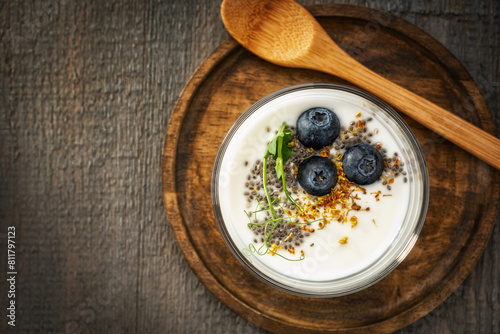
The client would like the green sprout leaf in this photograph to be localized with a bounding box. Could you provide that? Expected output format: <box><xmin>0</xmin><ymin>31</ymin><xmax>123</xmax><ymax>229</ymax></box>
<box><xmin>281</xmin><ymin>129</ymin><xmax>293</xmax><ymax>162</ymax></box>
<box><xmin>248</xmin><ymin>122</ymin><xmax>307</xmax><ymax>261</ymax></box>
<box><xmin>267</xmin><ymin>136</ymin><xmax>278</xmax><ymax>157</ymax></box>
<box><xmin>267</xmin><ymin>123</ymin><xmax>293</xmax><ymax>180</ymax></box>
<box><xmin>263</xmin><ymin>122</ymin><xmax>302</xmax><ymax>220</ymax></box>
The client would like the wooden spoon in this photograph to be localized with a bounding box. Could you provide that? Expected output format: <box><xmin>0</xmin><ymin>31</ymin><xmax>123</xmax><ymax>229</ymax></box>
<box><xmin>221</xmin><ymin>0</ymin><xmax>500</xmax><ymax>170</ymax></box>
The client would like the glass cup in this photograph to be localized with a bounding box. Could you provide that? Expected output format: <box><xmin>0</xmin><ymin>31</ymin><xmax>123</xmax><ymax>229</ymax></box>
<box><xmin>212</xmin><ymin>83</ymin><xmax>429</xmax><ymax>297</ymax></box>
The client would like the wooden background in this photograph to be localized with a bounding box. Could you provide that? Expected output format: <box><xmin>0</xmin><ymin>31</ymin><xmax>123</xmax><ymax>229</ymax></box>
<box><xmin>0</xmin><ymin>0</ymin><xmax>498</xmax><ymax>333</ymax></box>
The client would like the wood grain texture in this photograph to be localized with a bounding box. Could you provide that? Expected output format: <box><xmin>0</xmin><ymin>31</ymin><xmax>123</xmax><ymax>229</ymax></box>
<box><xmin>163</xmin><ymin>5</ymin><xmax>499</xmax><ymax>333</ymax></box>
<box><xmin>0</xmin><ymin>0</ymin><xmax>498</xmax><ymax>333</ymax></box>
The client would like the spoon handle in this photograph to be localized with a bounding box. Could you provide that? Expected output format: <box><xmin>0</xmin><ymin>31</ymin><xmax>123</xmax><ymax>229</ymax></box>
<box><xmin>318</xmin><ymin>51</ymin><xmax>500</xmax><ymax>170</ymax></box>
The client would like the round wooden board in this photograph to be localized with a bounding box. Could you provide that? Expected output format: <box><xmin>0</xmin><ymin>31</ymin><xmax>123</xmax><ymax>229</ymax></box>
<box><xmin>162</xmin><ymin>4</ymin><xmax>499</xmax><ymax>333</ymax></box>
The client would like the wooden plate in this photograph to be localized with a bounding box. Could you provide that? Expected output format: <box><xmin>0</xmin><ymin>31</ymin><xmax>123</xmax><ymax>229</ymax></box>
<box><xmin>162</xmin><ymin>4</ymin><xmax>499</xmax><ymax>333</ymax></box>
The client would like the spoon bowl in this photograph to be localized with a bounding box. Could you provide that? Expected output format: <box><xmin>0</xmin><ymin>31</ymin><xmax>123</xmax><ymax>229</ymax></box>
<box><xmin>221</xmin><ymin>0</ymin><xmax>500</xmax><ymax>169</ymax></box>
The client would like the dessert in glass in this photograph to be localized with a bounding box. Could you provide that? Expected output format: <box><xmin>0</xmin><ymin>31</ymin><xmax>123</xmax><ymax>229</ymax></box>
<box><xmin>212</xmin><ymin>83</ymin><xmax>429</xmax><ymax>297</ymax></box>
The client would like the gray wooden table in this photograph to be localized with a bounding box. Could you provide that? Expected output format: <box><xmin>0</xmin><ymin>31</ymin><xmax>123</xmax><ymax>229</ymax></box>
<box><xmin>0</xmin><ymin>0</ymin><xmax>498</xmax><ymax>333</ymax></box>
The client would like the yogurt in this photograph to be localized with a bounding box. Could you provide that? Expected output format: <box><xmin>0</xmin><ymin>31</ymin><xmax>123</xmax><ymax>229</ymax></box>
<box><xmin>213</xmin><ymin>84</ymin><xmax>428</xmax><ymax>296</ymax></box>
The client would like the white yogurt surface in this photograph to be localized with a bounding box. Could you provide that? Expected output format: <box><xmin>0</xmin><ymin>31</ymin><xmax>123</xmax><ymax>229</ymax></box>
<box><xmin>217</xmin><ymin>88</ymin><xmax>413</xmax><ymax>285</ymax></box>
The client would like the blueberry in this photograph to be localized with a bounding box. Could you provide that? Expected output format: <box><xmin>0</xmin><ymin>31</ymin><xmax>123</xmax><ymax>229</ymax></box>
<box><xmin>342</xmin><ymin>144</ymin><xmax>384</xmax><ymax>185</ymax></box>
<box><xmin>296</xmin><ymin>107</ymin><xmax>340</xmax><ymax>149</ymax></box>
<box><xmin>297</xmin><ymin>156</ymin><xmax>337</xmax><ymax>196</ymax></box>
